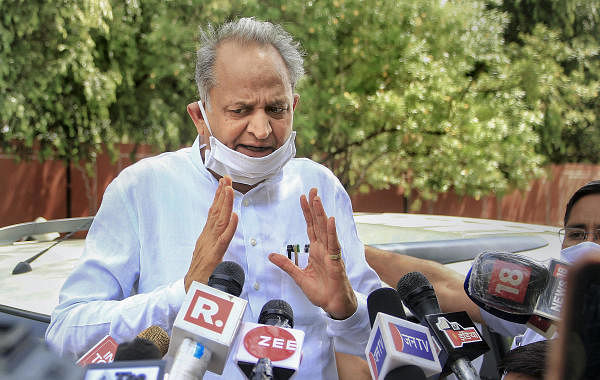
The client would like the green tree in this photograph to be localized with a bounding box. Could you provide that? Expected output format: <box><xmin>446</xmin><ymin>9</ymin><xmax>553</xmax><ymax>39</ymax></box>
<box><xmin>234</xmin><ymin>0</ymin><xmax>544</xmax><ymax>199</ymax></box>
<box><xmin>0</xmin><ymin>0</ymin><xmax>119</xmax><ymax>164</ymax></box>
<box><xmin>2</xmin><ymin>0</ymin><xmax>549</xmax><ymax>203</ymax></box>
<box><xmin>488</xmin><ymin>0</ymin><xmax>600</xmax><ymax>163</ymax></box>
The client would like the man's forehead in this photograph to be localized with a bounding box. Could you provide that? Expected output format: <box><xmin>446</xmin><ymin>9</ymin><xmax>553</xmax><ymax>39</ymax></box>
<box><xmin>566</xmin><ymin>193</ymin><xmax>600</xmax><ymax>227</ymax></box>
<box><xmin>214</xmin><ymin>40</ymin><xmax>290</xmax><ymax>80</ymax></box>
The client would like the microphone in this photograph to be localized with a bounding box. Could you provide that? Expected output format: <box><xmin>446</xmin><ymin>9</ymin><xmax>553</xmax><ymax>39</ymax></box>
<box><xmin>365</xmin><ymin>287</ymin><xmax>442</xmax><ymax>379</ymax></box>
<box><xmin>235</xmin><ymin>299</ymin><xmax>305</xmax><ymax>380</ymax></box>
<box><xmin>398</xmin><ymin>272</ymin><xmax>488</xmax><ymax>380</ymax></box>
<box><xmin>464</xmin><ymin>251</ymin><xmax>558</xmax><ymax>337</ymax></box>
<box><xmin>249</xmin><ymin>358</ymin><xmax>274</xmax><ymax>380</ymax></box>
<box><xmin>259</xmin><ymin>299</ymin><xmax>294</xmax><ymax>328</ymax></box>
<box><xmin>167</xmin><ymin>261</ymin><xmax>248</xmax><ymax>378</ymax></box>
<box><xmin>546</xmin><ymin>253</ymin><xmax>600</xmax><ymax>380</ymax></box>
<box><xmin>76</xmin><ymin>334</ymin><xmax>119</xmax><ymax>366</ymax></box>
<box><xmin>465</xmin><ymin>251</ymin><xmax>549</xmax><ymax>319</ymax></box>
<box><xmin>115</xmin><ymin>326</ymin><xmax>170</xmax><ymax>361</ymax></box>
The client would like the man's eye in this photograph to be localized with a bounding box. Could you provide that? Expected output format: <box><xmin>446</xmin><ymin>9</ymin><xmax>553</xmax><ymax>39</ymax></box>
<box><xmin>567</xmin><ymin>230</ymin><xmax>585</xmax><ymax>239</ymax></box>
<box><xmin>269</xmin><ymin>106</ymin><xmax>287</xmax><ymax>114</ymax></box>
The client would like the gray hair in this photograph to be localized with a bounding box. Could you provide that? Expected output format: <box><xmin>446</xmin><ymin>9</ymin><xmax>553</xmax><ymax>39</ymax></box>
<box><xmin>195</xmin><ymin>18</ymin><xmax>305</xmax><ymax>104</ymax></box>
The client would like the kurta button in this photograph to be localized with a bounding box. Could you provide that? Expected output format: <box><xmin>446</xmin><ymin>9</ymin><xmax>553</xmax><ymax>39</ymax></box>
<box><xmin>253</xmin><ymin>282</ymin><xmax>260</xmax><ymax>290</ymax></box>
<box><xmin>243</xmin><ymin>200</ymin><xmax>249</xmax><ymax>207</ymax></box>
<box><xmin>250</xmin><ymin>238</ymin><xmax>257</xmax><ymax>246</ymax></box>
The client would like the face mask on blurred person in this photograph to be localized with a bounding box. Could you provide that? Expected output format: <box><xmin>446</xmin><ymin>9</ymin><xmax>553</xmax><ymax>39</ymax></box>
<box><xmin>197</xmin><ymin>101</ymin><xmax>296</xmax><ymax>185</ymax></box>
<box><xmin>561</xmin><ymin>241</ymin><xmax>600</xmax><ymax>264</ymax></box>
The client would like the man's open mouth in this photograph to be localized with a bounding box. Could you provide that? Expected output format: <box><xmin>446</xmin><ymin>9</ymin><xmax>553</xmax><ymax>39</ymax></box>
<box><xmin>238</xmin><ymin>144</ymin><xmax>273</xmax><ymax>153</ymax></box>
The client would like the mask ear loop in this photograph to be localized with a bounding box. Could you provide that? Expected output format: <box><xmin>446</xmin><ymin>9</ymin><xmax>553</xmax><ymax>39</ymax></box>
<box><xmin>197</xmin><ymin>100</ymin><xmax>213</xmax><ymax>136</ymax></box>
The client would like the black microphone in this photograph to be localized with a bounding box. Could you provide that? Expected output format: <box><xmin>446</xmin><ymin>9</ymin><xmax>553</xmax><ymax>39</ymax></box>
<box><xmin>396</xmin><ymin>272</ymin><xmax>441</xmax><ymax>320</ymax></box>
<box><xmin>365</xmin><ymin>287</ymin><xmax>442</xmax><ymax>379</ymax></box>
<box><xmin>115</xmin><ymin>326</ymin><xmax>170</xmax><ymax>361</ymax></box>
<box><xmin>258</xmin><ymin>299</ymin><xmax>294</xmax><ymax>328</ymax></box>
<box><xmin>235</xmin><ymin>299</ymin><xmax>304</xmax><ymax>380</ymax></box>
<box><xmin>384</xmin><ymin>365</ymin><xmax>426</xmax><ymax>380</ymax></box>
<box><xmin>465</xmin><ymin>251</ymin><xmax>550</xmax><ymax>321</ymax></box>
<box><xmin>208</xmin><ymin>260</ymin><xmax>245</xmax><ymax>296</ymax></box>
<box><xmin>398</xmin><ymin>272</ymin><xmax>487</xmax><ymax>380</ymax></box>
<box><xmin>367</xmin><ymin>287</ymin><xmax>406</xmax><ymax>327</ymax></box>
<box><xmin>167</xmin><ymin>261</ymin><xmax>248</xmax><ymax>377</ymax></box>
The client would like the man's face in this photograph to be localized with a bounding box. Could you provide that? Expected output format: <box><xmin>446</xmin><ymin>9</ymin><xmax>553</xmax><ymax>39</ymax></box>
<box><xmin>201</xmin><ymin>40</ymin><xmax>298</xmax><ymax>158</ymax></box>
<box><xmin>562</xmin><ymin>193</ymin><xmax>600</xmax><ymax>249</ymax></box>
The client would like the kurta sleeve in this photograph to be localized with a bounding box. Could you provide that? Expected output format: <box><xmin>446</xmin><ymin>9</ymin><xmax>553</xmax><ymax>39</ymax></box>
<box><xmin>45</xmin><ymin>177</ymin><xmax>185</xmax><ymax>359</ymax></box>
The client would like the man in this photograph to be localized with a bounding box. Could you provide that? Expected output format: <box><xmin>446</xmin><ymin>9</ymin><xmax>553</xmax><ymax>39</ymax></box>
<box><xmin>366</xmin><ymin>180</ymin><xmax>600</xmax><ymax>344</ymax></box>
<box><xmin>46</xmin><ymin>18</ymin><xmax>381</xmax><ymax>379</ymax></box>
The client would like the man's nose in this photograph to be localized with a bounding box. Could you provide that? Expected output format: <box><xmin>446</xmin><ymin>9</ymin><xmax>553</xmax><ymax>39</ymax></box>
<box><xmin>586</xmin><ymin>231</ymin><xmax>596</xmax><ymax>242</ymax></box>
<box><xmin>247</xmin><ymin>111</ymin><xmax>272</xmax><ymax>140</ymax></box>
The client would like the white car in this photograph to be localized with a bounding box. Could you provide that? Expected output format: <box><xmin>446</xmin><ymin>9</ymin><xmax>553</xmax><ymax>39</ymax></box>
<box><xmin>0</xmin><ymin>213</ymin><xmax>560</xmax><ymax>329</ymax></box>
<box><xmin>0</xmin><ymin>214</ymin><xmax>561</xmax><ymax>378</ymax></box>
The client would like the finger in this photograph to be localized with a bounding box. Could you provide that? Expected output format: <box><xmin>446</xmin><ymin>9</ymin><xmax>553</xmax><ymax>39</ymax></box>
<box><xmin>308</xmin><ymin>188</ymin><xmax>318</xmax><ymax>204</ymax></box>
<box><xmin>216</xmin><ymin>185</ymin><xmax>234</xmax><ymax>230</ymax></box>
<box><xmin>222</xmin><ymin>175</ymin><xmax>233</xmax><ymax>187</ymax></box>
<box><xmin>269</xmin><ymin>253</ymin><xmax>305</xmax><ymax>286</ymax></box>
<box><xmin>300</xmin><ymin>194</ymin><xmax>317</xmax><ymax>241</ymax></box>
<box><xmin>327</xmin><ymin>216</ymin><xmax>342</xmax><ymax>255</ymax></box>
<box><xmin>208</xmin><ymin>178</ymin><xmax>224</xmax><ymax>219</ymax></box>
<box><xmin>311</xmin><ymin>196</ymin><xmax>328</xmax><ymax>244</ymax></box>
<box><xmin>216</xmin><ymin>212</ymin><xmax>238</xmax><ymax>253</ymax></box>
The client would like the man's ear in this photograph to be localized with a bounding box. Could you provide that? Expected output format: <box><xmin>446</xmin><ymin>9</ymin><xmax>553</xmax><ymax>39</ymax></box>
<box><xmin>292</xmin><ymin>94</ymin><xmax>300</xmax><ymax>111</ymax></box>
<box><xmin>187</xmin><ymin>102</ymin><xmax>207</xmax><ymax>136</ymax></box>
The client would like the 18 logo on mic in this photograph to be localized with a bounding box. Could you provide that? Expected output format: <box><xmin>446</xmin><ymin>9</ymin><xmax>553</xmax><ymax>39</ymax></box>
<box><xmin>488</xmin><ymin>260</ymin><xmax>531</xmax><ymax>303</ymax></box>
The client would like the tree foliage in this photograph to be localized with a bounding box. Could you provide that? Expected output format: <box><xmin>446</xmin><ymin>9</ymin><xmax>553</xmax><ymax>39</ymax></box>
<box><xmin>490</xmin><ymin>0</ymin><xmax>600</xmax><ymax>163</ymax></box>
<box><xmin>0</xmin><ymin>0</ymin><xmax>118</xmax><ymax>164</ymax></box>
<box><xmin>1</xmin><ymin>0</ymin><xmax>597</xmax><ymax>200</ymax></box>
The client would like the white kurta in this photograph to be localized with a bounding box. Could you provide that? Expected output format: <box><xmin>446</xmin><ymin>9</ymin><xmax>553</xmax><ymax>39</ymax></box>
<box><xmin>46</xmin><ymin>136</ymin><xmax>382</xmax><ymax>379</ymax></box>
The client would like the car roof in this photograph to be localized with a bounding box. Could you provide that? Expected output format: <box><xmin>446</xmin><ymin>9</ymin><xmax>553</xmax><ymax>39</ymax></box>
<box><xmin>354</xmin><ymin>212</ymin><xmax>562</xmax><ymax>275</ymax></box>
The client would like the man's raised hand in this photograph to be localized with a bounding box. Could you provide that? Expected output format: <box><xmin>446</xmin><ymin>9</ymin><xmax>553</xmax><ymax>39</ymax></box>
<box><xmin>184</xmin><ymin>176</ymin><xmax>238</xmax><ymax>292</ymax></box>
<box><xmin>269</xmin><ymin>188</ymin><xmax>357</xmax><ymax>319</ymax></box>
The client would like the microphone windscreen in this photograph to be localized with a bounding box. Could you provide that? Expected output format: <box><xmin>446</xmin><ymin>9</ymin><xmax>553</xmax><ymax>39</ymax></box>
<box><xmin>137</xmin><ymin>325</ymin><xmax>170</xmax><ymax>357</ymax></box>
<box><xmin>258</xmin><ymin>299</ymin><xmax>294</xmax><ymax>328</ymax></box>
<box><xmin>367</xmin><ymin>287</ymin><xmax>406</xmax><ymax>327</ymax></box>
<box><xmin>467</xmin><ymin>251</ymin><xmax>549</xmax><ymax>316</ymax></box>
<box><xmin>208</xmin><ymin>261</ymin><xmax>245</xmax><ymax>296</ymax></box>
<box><xmin>114</xmin><ymin>337</ymin><xmax>162</xmax><ymax>361</ymax></box>
<box><xmin>384</xmin><ymin>364</ymin><xmax>426</xmax><ymax>380</ymax></box>
<box><xmin>396</xmin><ymin>272</ymin><xmax>433</xmax><ymax>301</ymax></box>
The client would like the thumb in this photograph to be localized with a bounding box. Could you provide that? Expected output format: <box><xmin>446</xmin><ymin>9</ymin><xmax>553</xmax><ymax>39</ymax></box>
<box><xmin>269</xmin><ymin>253</ymin><xmax>304</xmax><ymax>285</ymax></box>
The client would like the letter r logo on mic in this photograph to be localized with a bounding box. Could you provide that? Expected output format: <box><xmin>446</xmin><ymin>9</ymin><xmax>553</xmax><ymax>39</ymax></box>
<box><xmin>184</xmin><ymin>289</ymin><xmax>234</xmax><ymax>334</ymax></box>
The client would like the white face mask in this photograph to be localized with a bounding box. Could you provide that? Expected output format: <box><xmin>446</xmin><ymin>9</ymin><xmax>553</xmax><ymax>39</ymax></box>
<box><xmin>197</xmin><ymin>100</ymin><xmax>296</xmax><ymax>185</ymax></box>
<box><xmin>561</xmin><ymin>241</ymin><xmax>600</xmax><ymax>264</ymax></box>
